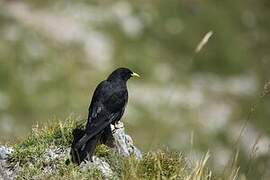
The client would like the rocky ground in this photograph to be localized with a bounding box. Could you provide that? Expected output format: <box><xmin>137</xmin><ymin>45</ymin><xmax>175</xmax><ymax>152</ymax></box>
<box><xmin>0</xmin><ymin>118</ymin><xmax>238</xmax><ymax>179</ymax></box>
<box><xmin>0</xmin><ymin>122</ymin><xmax>142</xmax><ymax>179</ymax></box>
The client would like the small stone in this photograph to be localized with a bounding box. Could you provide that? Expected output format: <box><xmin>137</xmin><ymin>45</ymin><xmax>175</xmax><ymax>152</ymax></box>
<box><xmin>0</xmin><ymin>146</ymin><xmax>13</xmax><ymax>160</ymax></box>
<box><xmin>43</xmin><ymin>147</ymin><xmax>70</xmax><ymax>162</ymax></box>
<box><xmin>80</xmin><ymin>156</ymin><xmax>113</xmax><ymax>178</ymax></box>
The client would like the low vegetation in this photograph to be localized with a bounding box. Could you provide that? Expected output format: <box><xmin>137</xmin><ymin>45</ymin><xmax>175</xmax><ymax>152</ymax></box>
<box><xmin>8</xmin><ymin>117</ymin><xmax>241</xmax><ymax>179</ymax></box>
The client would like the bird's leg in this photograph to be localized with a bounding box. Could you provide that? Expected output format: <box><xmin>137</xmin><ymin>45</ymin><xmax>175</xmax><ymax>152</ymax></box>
<box><xmin>100</xmin><ymin>126</ymin><xmax>115</xmax><ymax>148</ymax></box>
<box><xmin>86</xmin><ymin>153</ymin><xmax>93</xmax><ymax>162</ymax></box>
<box><xmin>111</xmin><ymin>124</ymin><xmax>116</xmax><ymax>133</ymax></box>
<box><xmin>74</xmin><ymin>148</ymin><xmax>81</xmax><ymax>165</ymax></box>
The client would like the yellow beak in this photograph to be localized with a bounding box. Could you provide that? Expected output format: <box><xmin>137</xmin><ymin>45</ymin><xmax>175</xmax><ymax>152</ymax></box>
<box><xmin>131</xmin><ymin>72</ymin><xmax>140</xmax><ymax>78</ymax></box>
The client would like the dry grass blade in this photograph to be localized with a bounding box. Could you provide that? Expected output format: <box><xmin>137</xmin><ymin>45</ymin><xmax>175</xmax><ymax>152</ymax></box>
<box><xmin>195</xmin><ymin>31</ymin><xmax>213</xmax><ymax>53</ymax></box>
<box><xmin>261</xmin><ymin>80</ymin><xmax>270</xmax><ymax>97</ymax></box>
<box><xmin>185</xmin><ymin>151</ymin><xmax>212</xmax><ymax>180</ymax></box>
<box><xmin>229</xmin><ymin>167</ymin><xmax>240</xmax><ymax>180</ymax></box>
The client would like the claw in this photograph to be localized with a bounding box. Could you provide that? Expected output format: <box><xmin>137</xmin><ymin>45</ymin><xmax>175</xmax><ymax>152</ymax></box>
<box><xmin>111</xmin><ymin>122</ymin><xmax>124</xmax><ymax>133</ymax></box>
<box><xmin>114</xmin><ymin>122</ymin><xmax>124</xmax><ymax>129</ymax></box>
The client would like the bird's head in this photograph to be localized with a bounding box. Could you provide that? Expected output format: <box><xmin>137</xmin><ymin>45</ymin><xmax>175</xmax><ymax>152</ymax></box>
<box><xmin>107</xmin><ymin>67</ymin><xmax>140</xmax><ymax>82</ymax></box>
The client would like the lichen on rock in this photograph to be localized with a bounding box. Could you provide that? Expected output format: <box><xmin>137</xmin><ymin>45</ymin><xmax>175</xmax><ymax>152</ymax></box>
<box><xmin>0</xmin><ymin>146</ymin><xmax>18</xmax><ymax>180</ymax></box>
<box><xmin>80</xmin><ymin>156</ymin><xmax>113</xmax><ymax>178</ymax></box>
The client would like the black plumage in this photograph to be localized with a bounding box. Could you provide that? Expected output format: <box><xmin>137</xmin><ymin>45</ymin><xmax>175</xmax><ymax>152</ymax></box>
<box><xmin>70</xmin><ymin>67</ymin><xmax>139</xmax><ymax>165</ymax></box>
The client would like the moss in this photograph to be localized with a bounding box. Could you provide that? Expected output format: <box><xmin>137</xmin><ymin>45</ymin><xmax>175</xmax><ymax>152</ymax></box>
<box><xmin>94</xmin><ymin>144</ymin><xmax>111</xmax><ymax>157</ymax></box>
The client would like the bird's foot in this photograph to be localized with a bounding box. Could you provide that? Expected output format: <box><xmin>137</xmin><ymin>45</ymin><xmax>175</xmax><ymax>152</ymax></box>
<box><xmin>115</xmin><ymin>122</ymin><xmax>124</xmax><ymax>129</ymax></box>
<box><xmin>111</xmin><ymin>122</ymin><xmax>124</xmax><ymax>133</ymax></box>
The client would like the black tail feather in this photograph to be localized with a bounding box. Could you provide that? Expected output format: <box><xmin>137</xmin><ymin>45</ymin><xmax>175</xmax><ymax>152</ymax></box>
<box><xmin>70</xmin><ymin>128</ymin><xmax>101</xmax><ymax>165</ymax></box>
<box><xmin>70</xmin><ymin>125</ymin><xmax>115</xmax><ymax>165</ymax></box>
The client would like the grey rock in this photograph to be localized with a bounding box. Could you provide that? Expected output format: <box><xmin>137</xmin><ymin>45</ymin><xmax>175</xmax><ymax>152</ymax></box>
<box><xmin>0</xmin><ymin>146</ymin><xmax>18</xmax><ymax>180</ymax></box>
<box><xmin>0</xmin><ymin>146</ymin><xmax>13</xmax><ymax>160</ymax></box>
<box><xmin>43</xmin><ymin>147</ymin><xmax>70</xmax><ymax>162</ymax></box>
<box><xmin>42</xmin><ymin>147</ymin><xmax>70</xmax><ymax>175</ymax></box>
<box><xmin>80</xmin><ymin>156</ymin><xmax>113</xmax><ymax>178</ymax></box>
<box><xmin>112</xmin><ymin>122</ymin><xmax>142</xmax><ymax>160</ymax></box>
<box><xmin>0</xmin><ymin>154</ymin><xmax>19</xmax><ymax>180</ymax></box>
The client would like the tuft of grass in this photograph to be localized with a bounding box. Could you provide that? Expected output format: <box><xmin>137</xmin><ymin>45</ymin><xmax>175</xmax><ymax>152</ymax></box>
<box><xmin>105</xmin><ymin>150</ymin><xmax>214</xmax><ymax>180</ymax></box>
<box><xmin>138</xmin><ymin>150</ymin><xmax>188</xmax><ymax>179</ymax></box>
<box><xmin>9</xmin><ymin>116</ymin><xmax>108</xmax><ymax>179</ymax></box>
<box><xmin>10</xmin><ymin>116</ymin><xmax>84</xmax><ymax>166</ymax></box>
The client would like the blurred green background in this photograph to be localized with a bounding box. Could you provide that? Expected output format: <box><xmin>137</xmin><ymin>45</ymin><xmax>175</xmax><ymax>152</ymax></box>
<box><xmin>0</xmin><ymin>0</ymin><xmax>270</xmax><ymax>178</ymax></box>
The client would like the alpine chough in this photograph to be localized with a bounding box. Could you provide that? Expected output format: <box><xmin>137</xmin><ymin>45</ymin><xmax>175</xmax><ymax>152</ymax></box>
<box><xmin>71</xmin><ymin>67</ymin><xmax>139</xmax><ymax>164</ymax></box>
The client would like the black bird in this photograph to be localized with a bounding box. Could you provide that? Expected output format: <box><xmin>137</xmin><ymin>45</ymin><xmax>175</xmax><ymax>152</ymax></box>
<box><xmin>71</xmin><ymin>67</ymin><xmax>140</xmax><ymax>164</ymax></box>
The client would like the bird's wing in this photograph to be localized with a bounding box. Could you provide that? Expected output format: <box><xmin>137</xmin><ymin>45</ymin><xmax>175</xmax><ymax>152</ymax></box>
<box><xmin>75</xmin><ymin>81</ymin><xmax>127</xmax><ymax>149</ymax></box>
<box><xmin>74</xmin><ymin>110</ymin><xmax>122</xmax><ymax>149</ymax></box>
<box><xmin>87</xmin><ymin>81</ymin><xmax>109</xmax><ymax>122</ymax></box>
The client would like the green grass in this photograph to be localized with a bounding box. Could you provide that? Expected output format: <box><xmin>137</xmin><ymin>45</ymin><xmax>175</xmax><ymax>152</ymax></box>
<box><xmin>9</xmin><ymin>116</ymin><xmax>240</xmax><ymax>179</ymax></box>
<box><xmin>10</xmin><ymin>116</ymin><xmax>79</xmax><ymax>165</ymax></box>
